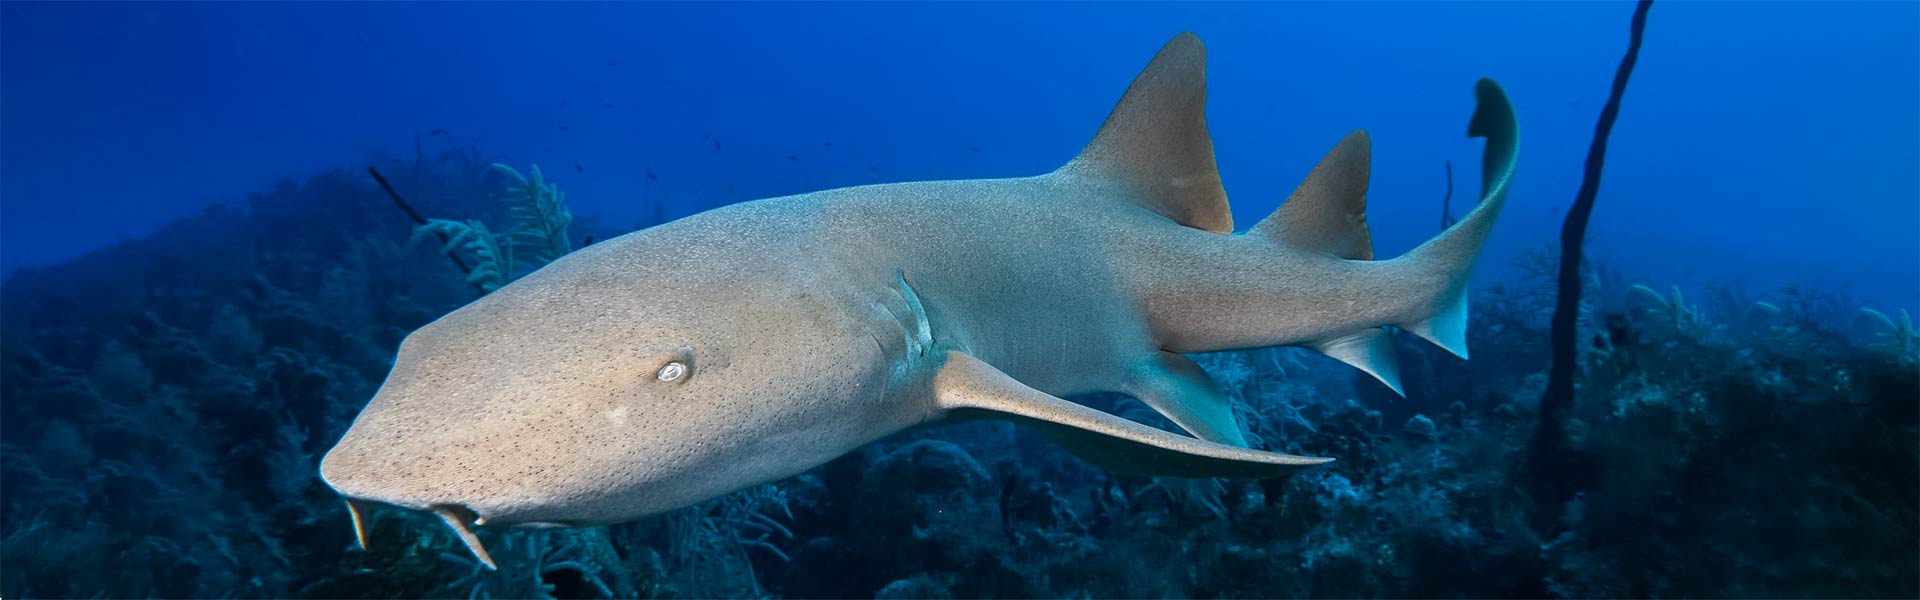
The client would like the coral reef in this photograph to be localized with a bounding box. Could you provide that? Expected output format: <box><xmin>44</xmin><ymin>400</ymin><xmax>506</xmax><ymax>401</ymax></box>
<box><xmin>1</xmin><ymin>144</ymin><xmax>1914</xmax><ymax>598</ymax></box>
<box><xmin>410</xmin><ymin>162</ymin><xmax>575</xmax><ymax>292</ymax></box>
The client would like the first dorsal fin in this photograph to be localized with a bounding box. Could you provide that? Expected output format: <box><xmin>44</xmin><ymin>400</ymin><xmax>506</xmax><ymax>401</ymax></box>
<box><xmin>1250</xmin><ymin>130</ymin><xmax>1374</xmax><ymax>259</ymax></box>
<box><xmin>1057</xmin><ymin>32</ymin><xmax>1233</xmax><ymax>234</ymax></box>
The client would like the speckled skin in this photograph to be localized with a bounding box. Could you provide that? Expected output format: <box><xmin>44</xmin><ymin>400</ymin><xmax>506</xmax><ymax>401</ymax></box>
<box><xmin>320</xmin><ymin>33</ymin><xmax>1518</xmax><ymax>536</ymax></box>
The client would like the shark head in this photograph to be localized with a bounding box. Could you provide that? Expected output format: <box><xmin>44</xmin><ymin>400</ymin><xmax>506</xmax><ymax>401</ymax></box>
<box><xmin>318</xmin><ymin>239</ymin><xmax>904</xmax><ymax>567</ymax></box>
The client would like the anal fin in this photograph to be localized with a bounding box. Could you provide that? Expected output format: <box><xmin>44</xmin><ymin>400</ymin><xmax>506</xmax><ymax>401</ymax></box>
<box><xmin>1400</xmin><ymin>284</ymin><xmax>1470</xmax><ymax>360</ymax></box>
<box><xmin>1308</xmin><ymin>328</ymin><xmax>1404</xmax><ymax>396</ymax></box>
<box><xmin>933</xmin><ymin>351</ymin><xmax>1328</xmax><ymax>478</ymax></box>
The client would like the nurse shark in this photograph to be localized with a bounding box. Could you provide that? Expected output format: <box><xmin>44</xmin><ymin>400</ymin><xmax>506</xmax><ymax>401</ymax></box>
<box><xmin>320</xmin><ymin>32</ymin><xmax>1519</xmax><ymax>568</ymax></box>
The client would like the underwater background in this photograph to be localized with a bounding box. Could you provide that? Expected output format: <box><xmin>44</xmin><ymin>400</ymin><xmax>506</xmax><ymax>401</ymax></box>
<box><xmin>1</xmin><ymin>2</ymin><xmax>1915</xmax><ymax>598</ymax></box>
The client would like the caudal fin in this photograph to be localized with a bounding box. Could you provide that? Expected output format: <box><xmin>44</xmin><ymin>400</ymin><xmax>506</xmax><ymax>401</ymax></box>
<box><xmin>1392</xmin><ymin>79</ymin><xmax>1521</xmax><ymax>359</ymax></box>
<box><xmin>1241</xmin><ymin>80</ymin><xmax>1515</xmax><ymax>388</ymax></box>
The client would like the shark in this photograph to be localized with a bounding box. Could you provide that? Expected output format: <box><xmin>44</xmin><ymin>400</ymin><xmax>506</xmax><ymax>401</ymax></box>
<box><xmin>320</xmin><ymin>32</ymin><xmax>1518</xmax><ymax>569</ymax></box>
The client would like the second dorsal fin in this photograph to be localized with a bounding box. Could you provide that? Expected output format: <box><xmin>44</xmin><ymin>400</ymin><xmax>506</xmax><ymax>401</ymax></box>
<box><xmin>1056</xmin><ymin>32</ymin><xmax>1234</xmax><ymax>234</ymax></box>
<box><xmin>1250</xmin><ymin>130</ymin><xmax>1375</xmax><ymax>259</ymax></box>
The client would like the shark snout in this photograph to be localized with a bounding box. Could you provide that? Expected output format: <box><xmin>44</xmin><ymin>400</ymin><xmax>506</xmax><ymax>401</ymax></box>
<box><xmin>318</xmin><ymin>442</ymin><xmax>560</xmax><ymax>569</ymax></box>
<box><xmin>319</xmin><ymin>435</ymin><xmax>560</xmax><ymax>518</ymax></box>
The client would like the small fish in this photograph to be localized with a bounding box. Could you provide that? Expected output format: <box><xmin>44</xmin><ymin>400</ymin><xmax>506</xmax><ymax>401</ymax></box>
<box><xmin>646</xmin><ymin>171</ymin><xmax>658</xmax><ymax>181</ymax></box>
<box><xmin>713</xmin><ymin>139</ymin><xmax>723</xmax><ymax>150</ymax></box>
<box><xmin>604</xmin><ymin>102</ymin><xmax>613</xmax><ymax>109</ymax></box>
<box><xmin>429</xmin><ymin>128</ymin><xmax>446</xmax><ymax>136</ymax></box>
<box><xmin>868</xmin><ymin>165</ymin><xmax>878</xmax><ymax>172</ymax></box>
<box><xmin>969</xmin><ymin>146</ymin><xmax>980</xmax><ymax>152</ymax></box>
<box><xmin>558</xmin><ymin>100</ymin><xmax>568</xmax><ymax>109</ymax></box>
<box><xmin>608</xmin><ymin>59</ymin><xmax>617</xmax><ymax>66</ymax></box>
<box><xmin>726</xmin><ymin>185</ymin><xmax>735</xmax><ymax>193</ymax></box>
<box><xmin>575</xmin><ymin>164</ymin><xmax>584</xmax><ymax>172</ymax></box>
<box><xmin>787</xmin><ymin>154</ymin><xmax>799</xmax><ymax>162</ymax></box>
<box><xmin>823</xmin><ymin>141</ymin><xmax>833</xmax><ymax>149</ymax></box>
<box><xmin>559</xmin><ymin>125</ymin><xmax>570</xmax><ymax>133</ymax></box>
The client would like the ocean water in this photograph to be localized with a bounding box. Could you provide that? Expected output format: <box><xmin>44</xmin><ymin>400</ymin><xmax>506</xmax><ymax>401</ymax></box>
<box><xmin>1</xmin><ymin>2</ymin><xmax>1915</xmax><ymax>598</ymax></box>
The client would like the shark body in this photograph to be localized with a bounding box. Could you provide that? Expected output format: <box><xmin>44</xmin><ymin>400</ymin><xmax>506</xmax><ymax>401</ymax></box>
<box><xmin>320</xmin><ymin>33</ymin><xmax>1518</xmax><ymax>569</ymax></box>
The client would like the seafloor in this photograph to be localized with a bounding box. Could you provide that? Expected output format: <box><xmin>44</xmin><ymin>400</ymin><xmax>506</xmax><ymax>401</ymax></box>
<box><xmin>2</xmin><ymin>149</ymin><xmax>1914</xmax><ymax>598</ymax></box>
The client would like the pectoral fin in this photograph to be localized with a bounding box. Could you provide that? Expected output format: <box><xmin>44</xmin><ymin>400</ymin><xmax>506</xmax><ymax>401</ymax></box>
<box><xmin>932</xmin><ymin>351</ymin><xmax>1329</xmax><ymax>478</ymax></box>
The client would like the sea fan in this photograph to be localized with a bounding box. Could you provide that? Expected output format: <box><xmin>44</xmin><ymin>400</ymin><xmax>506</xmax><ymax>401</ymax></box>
<box><xmin>1631</xmin><ymin>283</ymin><xmax>1707</xmax><ymax>341</ymax></box>
<box><xmin>1857</xmin><ymin>307</ymin><xmax>1918</xmax><ymax>362</ymax></box>
<box><xmin>408</xmin><ymin>163</ymin><xmax>576</xmax><ymax>293</ymax></box>
<box><xmin>491</xmin><ymin>163</ymin><xmax>573</xmax><ymax>270</ymax></box>
<box><xmin>412</xmin><ymin>218</ymin><xmax>512</xmax><ymax>292</ymax></box>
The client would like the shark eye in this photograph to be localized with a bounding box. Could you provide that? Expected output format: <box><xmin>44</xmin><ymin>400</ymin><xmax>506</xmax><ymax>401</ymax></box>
<box><xmin>656</xmin><ymin>361</ymin><xmax>688</xmax><ymax>382</ymax></box>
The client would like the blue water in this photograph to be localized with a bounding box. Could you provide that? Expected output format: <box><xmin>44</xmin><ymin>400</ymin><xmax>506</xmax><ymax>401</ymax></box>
<box><xmin>5</xmin><ymin>2</ymin><xmax>1914</xmax><ymax>305</ymax></box>
<box><xmin>2</xmin><ymin>3</ymin><xmax>1915</xmax><ymax>598</ymax></box>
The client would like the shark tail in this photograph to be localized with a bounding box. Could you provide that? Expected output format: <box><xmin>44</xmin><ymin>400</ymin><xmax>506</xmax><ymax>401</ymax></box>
<box><xmin>1244</xmin><ymin>79</ymin><xmax>1515</xmax><ymax>391</ymax></box>
<box><xmin>1247</xmin><ymin>129</ymin><xmax>1409</xmax><ymax>394</ymax></box>
<box><xmin>1384</xmin><ymin>79</ymin><xmax>1520</xmax><ymax>360</ymax></box>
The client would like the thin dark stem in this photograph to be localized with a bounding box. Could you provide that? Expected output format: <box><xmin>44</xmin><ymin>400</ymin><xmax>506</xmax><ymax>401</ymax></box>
<box><xmin>410</xmin><ymin>134</ymin><xmax>425</xmax><ymax>198</ymax></box>
<box><xmin>1530</xmin><ymin>0</ymin><xmax>1653</xmax><ymax>515</ymax></box>
<box><xmin>1441</xmin><ymin>160</ymin><xmax>1457</xmax><ymax>231</ymax></box>
<box><xmin>368</xmin><ymin>166</ymin><xmax>474</xmax><ymax>277</ymax></box>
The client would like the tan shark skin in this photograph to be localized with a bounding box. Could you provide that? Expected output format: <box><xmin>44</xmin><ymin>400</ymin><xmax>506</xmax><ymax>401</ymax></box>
<box><xmin>320</xmin><ymin>32</ymin><xmax>1518</xmax><ymax>566</ymax></box>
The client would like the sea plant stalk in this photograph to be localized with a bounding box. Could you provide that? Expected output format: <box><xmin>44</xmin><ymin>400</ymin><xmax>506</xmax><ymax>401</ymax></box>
<box><xmin>1529</xmin><ymin>0</ymin><xmax>1654</xmax><ymax>515</ymax></box>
